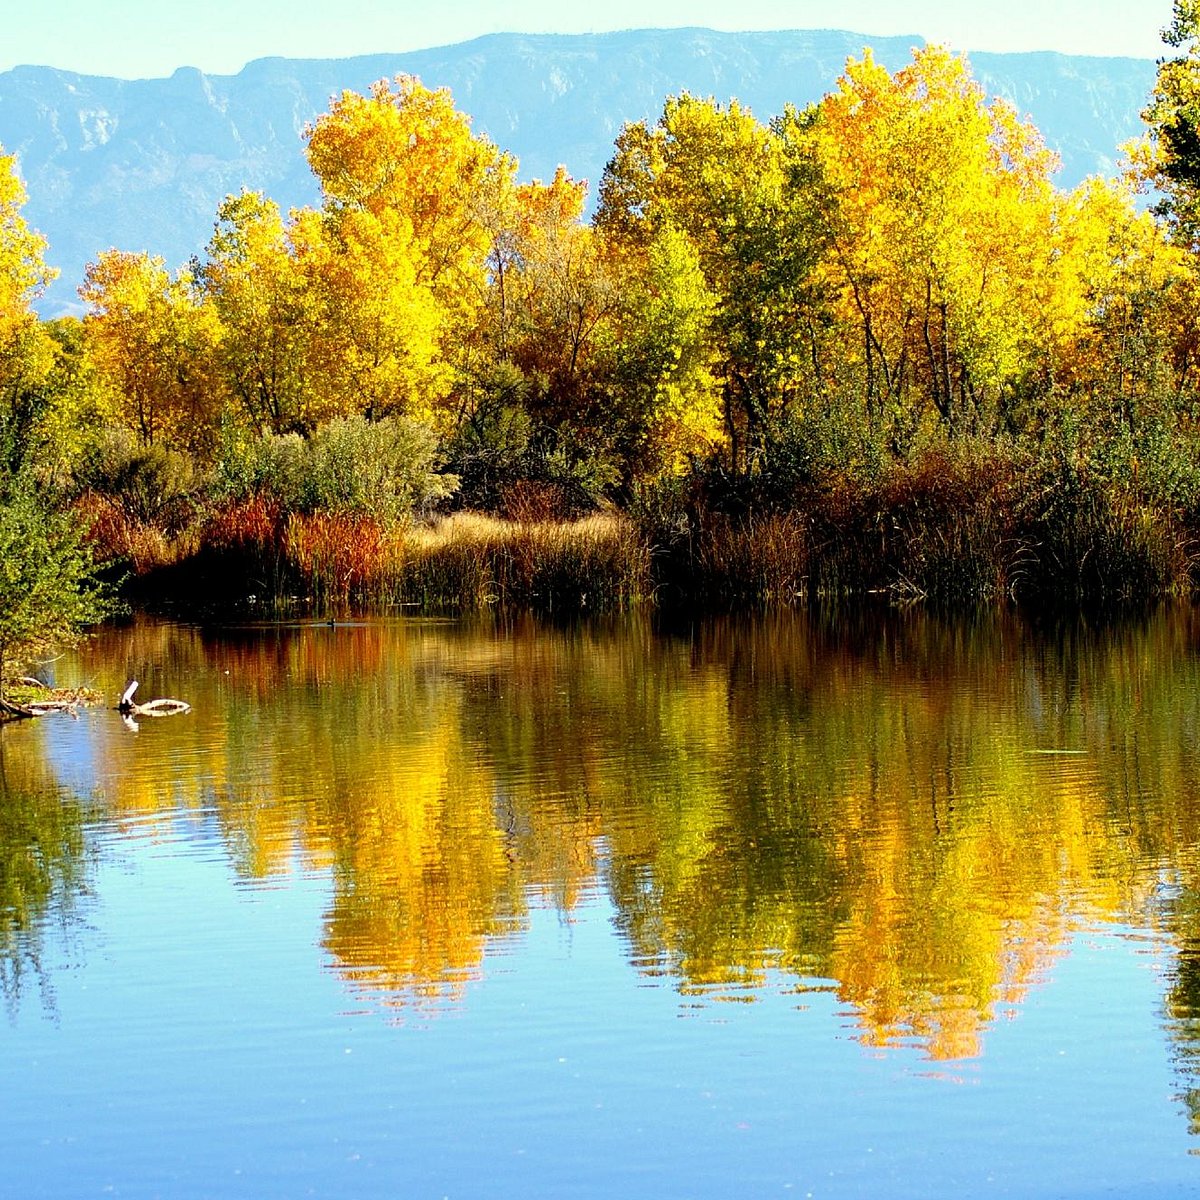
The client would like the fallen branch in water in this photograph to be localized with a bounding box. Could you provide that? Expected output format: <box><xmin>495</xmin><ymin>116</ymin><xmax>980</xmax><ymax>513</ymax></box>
<box><xmin>1</xmin><ymin>680</ymin><xmax>99</xmax><ymax>721</ymax></box>
<box><xmin>27</xmin><ymin>700</ymin><xmax>82</xmax><ymax>718</ymax></box>
<box><xmin>118</xmin><ymin>680</ymin><xmax>191</xmax><ymax>717</ymax></box>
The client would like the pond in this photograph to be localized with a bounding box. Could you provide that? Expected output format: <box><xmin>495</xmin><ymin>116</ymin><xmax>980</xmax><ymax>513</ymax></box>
<box><xmin>4</xmin><ymin>607</ymin><xmax>1200</xmax><ymax>1197</ymax></box>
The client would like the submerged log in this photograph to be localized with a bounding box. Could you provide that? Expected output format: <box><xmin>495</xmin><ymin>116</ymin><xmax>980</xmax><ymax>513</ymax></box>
<box><xmin>0</xmin><ymin>697</ymin><xmax>36</xmax><ymax>720</ymax></box>
<box><xmin>27</xmin><ymin>700</ymin><xmax>81</xmax><ymax>717</ymax></box>
<box><xmin>2</xmin><ymin>681</ymin><xmax>98</xmax><ymax>721</ymax></box>
<box><xmin>118</xmin><ymin>680</ymin><xmax>191</xmax><ymax>717</ymax></box>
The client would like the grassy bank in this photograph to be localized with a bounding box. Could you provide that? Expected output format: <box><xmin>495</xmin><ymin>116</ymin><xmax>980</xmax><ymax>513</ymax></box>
<box><xmin>644</xmin><ymin>444</ymin><xmax>1197</xmax><ymax>610</ymax></box>
<box><xmin>115</xmin><ymin>505</ymin><xmax>652</xmax><ymax>616</ymax></box>
<box><xmin>82</xmin><ymin>430</ymin><xmax>1200</xmax><ymax>618</ymax></box>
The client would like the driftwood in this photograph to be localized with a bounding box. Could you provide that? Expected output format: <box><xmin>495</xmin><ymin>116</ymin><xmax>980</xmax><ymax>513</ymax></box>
<box><xmin>27</xmin><ymin>700</ymin><xmax>82</xmax><ymax>717</ymax></box>
<box><xmin>1</xmin><ymin>678</ymin><xmax>85</xmax><ymax>720</ymax></box>
<box><xmin>118</xmin><ymin>680</ymin><xmax>191</xmax><ymax>717</ymax></box>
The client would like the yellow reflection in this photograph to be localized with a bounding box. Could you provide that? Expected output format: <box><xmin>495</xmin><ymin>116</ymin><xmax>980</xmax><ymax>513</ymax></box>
<box><xmin>61</xmin><ymin>607</ymin><xmax>1200</xmax><ymax>1053</ymax></box>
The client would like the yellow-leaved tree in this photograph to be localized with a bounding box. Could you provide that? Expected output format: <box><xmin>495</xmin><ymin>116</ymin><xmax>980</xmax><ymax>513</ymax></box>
<box><xmin>197</xmin><ymin>190</ymin><xmax>317</xmax><ymax>434</ymax></box>
<box><xmin>301</xmin><ymin>76</ymin><xmax>516</xmax><ymax>428</ymax></box>
<box><xmin>80</xmin><ymin>250</ymin><xmax>220</xmax><ymax>455</ymax></box>
<box><xmin>599</xmin><ymin>93</ymin><xmax>832</xmax><ymax>472</ymax></box>
<box><xmin>804</xmin><ymin>45</ymin><xmax>1063</xmax><ymax>437</ymax></box>
<box><xmin>0</xmin><ymin>149</ymin><xmax>57</xmax><ymax>466</ymax></box>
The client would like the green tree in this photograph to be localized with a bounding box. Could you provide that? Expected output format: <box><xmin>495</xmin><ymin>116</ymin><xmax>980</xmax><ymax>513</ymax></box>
<box><xmin>1141</xmin><ymin>1</ymin><xmax>1200</xmax><ymax>245</ymax></box>
<box><xmin>0</xmin><ymin>478</ymin><xmax>114</xmax><ymax>705</ymax></box>
<box><xmin>0</xmin><ymin>148</ymin><xmax>57</xmax><ymax>473</ymax></box>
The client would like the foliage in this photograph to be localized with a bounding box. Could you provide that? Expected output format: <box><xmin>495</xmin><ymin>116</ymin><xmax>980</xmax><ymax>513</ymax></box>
<box><xmin>0</xmin><ymin>476</ymin><xmax>116</xmax><ymax>699</ymax></box>
<box><xmin>1140</xmin><ymin>1</ymin><xmax>1200</xmax><ymax>246</ymax></box>
<box><xmin>196</xmin><ymin>190</ymin><xmax>315</xmax><ymax>434</ymax></box>
<box><xmin>79</xmin><ymin>251</ymin><xmax>219</xmax><ymax>455</ymax></box>
<box><xmin>802</xmin><ymin>46</ymin><xmax>1072</xmax><ymax>437</ymax></box>
<box><xmin>303</xmin><ymin>76</ymin><xmax>515</xmax><ymax>427</ymax></box>
<box><xmin>12</xmin><ymin>48</ymin><xmax>1200</xmax><ymax>613</ymax></box>
<box><xmin>599</xmin><ymin>91</ymin><xmax>832</xmax><ymax>471</ymax></box>
<box><xmin>213</xmin><ymin>414</ymin><xmax>457</xmax><ymax>526</ymax></box>
<box><xmin>0</xmin><ymin>149</ymin><xmax>57</xmax><ymax>474</ymax></box>
<box><xmin>74</xmin><ymin>426</ymin><xmax>197</xmax><ymax>528</ymax></box>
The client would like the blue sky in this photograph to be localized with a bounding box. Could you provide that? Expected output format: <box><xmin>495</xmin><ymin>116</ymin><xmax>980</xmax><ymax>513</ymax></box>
<box><xmin>0</xmin><ymin>0</ymin><xmax>1179</xmax><ymax>78</ymax></box>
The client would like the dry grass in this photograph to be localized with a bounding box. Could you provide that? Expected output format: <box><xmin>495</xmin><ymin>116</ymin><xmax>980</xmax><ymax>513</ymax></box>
<box><xmin>74</xmin><ymin>491</ymin><xmax>195</xmax><ymax>574</ymax></box>
<box><xmin>172</xmin><ymin>506</ymin><xmax>651</xmax><ymax>614</ymax></box>
<box><xmin>396</xmin><ymin>512</ymin><xmax>651</xmax><ymax>612</ymax></box>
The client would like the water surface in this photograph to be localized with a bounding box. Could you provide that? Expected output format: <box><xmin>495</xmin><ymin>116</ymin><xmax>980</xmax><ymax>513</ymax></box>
<box><xmin>4</xmin><ymin>607</ymin><xmax>1200</xmax><ymax>1197</ymax></box>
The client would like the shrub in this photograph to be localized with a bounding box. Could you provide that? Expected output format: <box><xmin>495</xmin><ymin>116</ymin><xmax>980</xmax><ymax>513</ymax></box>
<box><xmin>212</xmin><ymin>414</ymin><xmax>458</xmax><ymax>526</ymax></box>
<box><xmin>1012</xmin><ymin>441</ymin><xmax>1183</xmax><ymax>606</ymax></box>
<box><xmin>304</xmin><ymin>415</ymin><xmax>456</xmax><ymax>523</ymax></box>
<box><xmin>73</xmin><ymin>428</ymin><xmax>196</xmax><ymax>531</ymax></box>
<box><xmin>0</xmin><ymin>477</ymin><xmax>117</xmax><ymax>701</ymax></box>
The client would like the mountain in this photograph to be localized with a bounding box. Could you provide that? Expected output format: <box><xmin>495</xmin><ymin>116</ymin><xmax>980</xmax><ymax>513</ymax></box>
<box><xmin>0</xmin><ymin>28</ymin><xmax>1158</xmax><ymax>314</ymax></box>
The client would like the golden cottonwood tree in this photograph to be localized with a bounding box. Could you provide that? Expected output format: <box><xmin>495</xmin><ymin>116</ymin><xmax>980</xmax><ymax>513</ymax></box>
<box><xmin>1044</xmin><ymin>176</ymin><xmax>1192</xmax><ymax>426</ymax></box>
<box><xmin>503</xmin><ymin>169</ymin><xmax>619</xmax><ymax>427</ymax></box>
<box><xmin>303</xmin><ymin>75</ymin><xmax>516</xmax><ymax>424</ymax></box>
<box><xmin>0</xmin><ymin>149</ymin><xmax>57</xmax><ymax>462</ymax></box>
<box><xmin>599</xmin><ymin>93</ymin><xmax>831</xmax><ymax>469</ymax></box>
<box><xmin>805</xmin><ymin>45</ymin><xmax>1062</xmax><ymax>435</ymax></box>
<box><xmin>294</xmin><ymin>205</ymin><xmax>445</xmax><ymax>425</ymax></box>
<box><xmin>198</xmin><ymin>190</ymin><xmax>316</xmax><ymax>434</ymax></box>
<box><xmin>1136</xmin><ymin>1</ymin><xmax>1200</xmax><ymax>247</ymax></box>
<box><xmin>80</xmin><ymin>251</ymin><xmax>219</xmax><ymax>454</ymax></box>
<box><xmin>609</xmin><ymin>222</ymin><xmax>720</xmax><ymax>477</ymax></box>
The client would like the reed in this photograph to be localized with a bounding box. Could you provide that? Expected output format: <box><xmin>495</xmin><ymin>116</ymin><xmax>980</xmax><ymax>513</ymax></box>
<box><xmin>283</xmin><ymin>511</ymin><xmax>398</xmax><ymax>609</ymax></box>
<box><xmin>74</xmin><ymin>491</ymin><xmax>193</xmax><ymax>575</ymax></box>
<box><xmin>1012</xmin><ymin>468</ymin><xmax>1189</xmax><ymax>606</ymax></box>
<box><xmin>171</xmin><ymin>506</ymin><xmax>650</xmax><ymax>614</ymax></box>
<box><xmin>688</xmin><ymin>511</ymin><xmax>811</xmax><ymax>605</ymax></box>
<box><xmin>397</xmin><ymin>512</ymin><xmax>651</xmax><ymax>612</ymax></box>
<box><xmin>647</xmin><ymin>443</ymin><xmax>1020</xmax><ymax>607</ymax></box>
<box><xmin>111</xmin><ymin>432</ymin><xmax>1200</xmax><ymax>615</ymax></box>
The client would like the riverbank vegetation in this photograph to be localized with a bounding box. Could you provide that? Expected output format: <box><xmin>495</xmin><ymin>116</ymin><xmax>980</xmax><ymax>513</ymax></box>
<box><xmin>7</xmin><ymin>12</ymin><xmax>1200</xmax><ymax>652</ymax></box>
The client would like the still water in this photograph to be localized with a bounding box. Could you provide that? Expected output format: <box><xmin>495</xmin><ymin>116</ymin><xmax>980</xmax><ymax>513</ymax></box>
<box><xmin>4</xmin><ymin>607</ymin><xmax>1200</xmax><ymax>1197</ymax></box>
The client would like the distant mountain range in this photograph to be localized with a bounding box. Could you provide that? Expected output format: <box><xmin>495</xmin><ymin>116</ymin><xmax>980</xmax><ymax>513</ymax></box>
<box><xmin>0</xmin><ymin>28</ymin><xmax>1158</xmax><ymax>314</ymax></box>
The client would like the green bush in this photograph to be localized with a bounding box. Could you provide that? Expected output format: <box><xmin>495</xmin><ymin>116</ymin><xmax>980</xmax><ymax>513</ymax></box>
<box><xmin>1011</xmin><ymin>417</ymin><xmax>1186</xmax><ymax>605</ymax></box>
<box><xmin>212</xmin><ymin>415</ymin><xmax>458</xmax><ymax>526</ymax></box>
<box><xmin>74</xmin><ymin>428</ymin><xmax>196</xmax><ymax>530</ymax></box>
<box><xmin>0</xmin><ymin>476</ymin><xmax>117</xmax><ymax>700</ymax></box>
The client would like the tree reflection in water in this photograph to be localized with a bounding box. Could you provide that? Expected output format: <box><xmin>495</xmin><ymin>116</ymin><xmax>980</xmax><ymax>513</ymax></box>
<box><xmin>62</xmin><ymin>607</ymin><xmax>1200</xmax><ymax>1066</ymax></box>
<box><xmin>0</xmin><ymin>732</ymin><xmax>96</xmax><ymax>1019</ymax></box>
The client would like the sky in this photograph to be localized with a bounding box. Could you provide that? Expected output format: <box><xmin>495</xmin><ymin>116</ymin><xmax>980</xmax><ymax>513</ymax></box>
<box><xmin>0</xmin><ymin>0</ymin><xmax>1180</xmax><ymax>79</ymax></box>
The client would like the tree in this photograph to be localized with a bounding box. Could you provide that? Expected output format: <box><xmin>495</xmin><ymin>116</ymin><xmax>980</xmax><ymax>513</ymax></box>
<box><xmin>0</xmin><ymin>477</ymin><xmax>114</xmax><ymax>705</ymax></box>
<box><xmin>503</xmin><ymin>170</ymin><xmax>618</xmax><ymax>424</ymax></box>
<box><xmin>197</xmin><ymin>190</ymin><xmax>315</xmax><ymax>435</ymax></box>
<box><xmin>1141</xmin><ymin>1</ymin><xmax>1200</xmax><ymax>246</ymax></box>
<box><xmin>803</xmin><ymin>46</ymin><xmax>1061</xmax><ymax>437</ymax></box>
<box><xmin>304</xmin><ymin>75</ymin><xmax>516</xmax><ymax>423</ymax></box>
<box><xmin>598</xmin><ymin>93</ymin><xmax>832</xmax><ymax>471</ymax></box>
<box><xmin>80</xmin><ymin>251</ymin><xmax>220</xmax><ymax>456</ymax></box>
<box><xmin>609</xmin><ymin>221</ymin><xmax>720</xmax><ymax>479</ymax></box>
<box><xmin>0</xmin><ymin>148</ymin><xmax>57</xmax><ymax>472</ymax></box>
<box><xmin>294</xmin><ymin>205</ymin><xmax>446</xmax><ymax>426</ymax></box>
